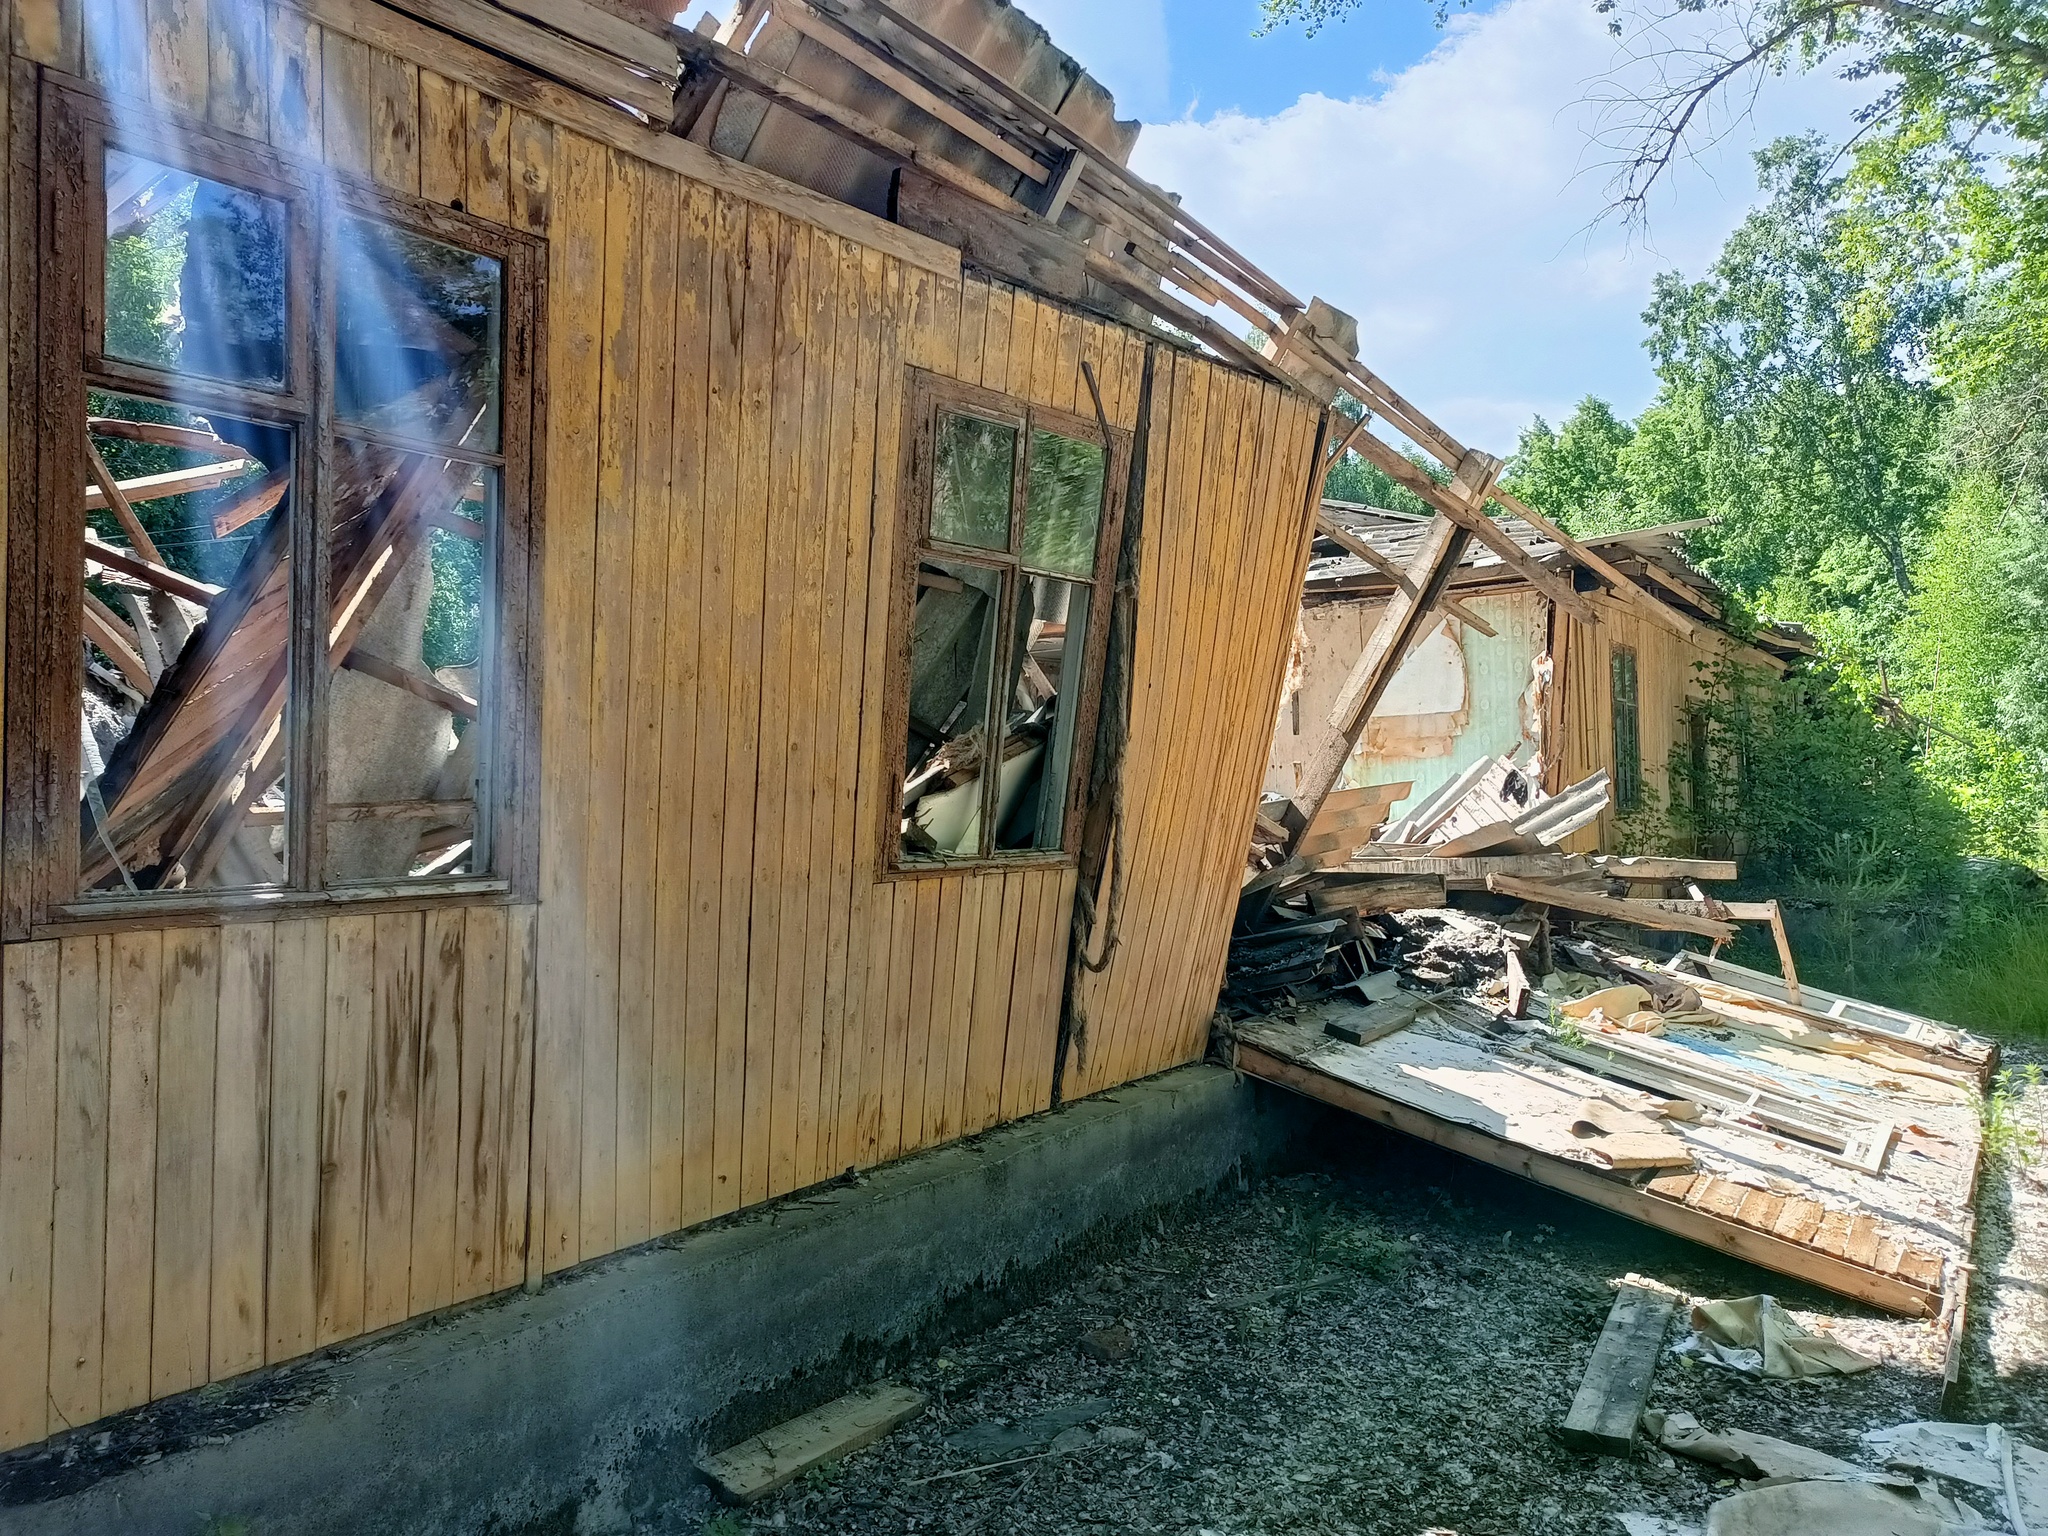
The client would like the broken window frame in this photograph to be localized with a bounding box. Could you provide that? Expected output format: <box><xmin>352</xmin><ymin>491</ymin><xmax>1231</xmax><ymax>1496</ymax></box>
<box><xmin>3</xmin><ymin>80</ymin><xmax>543</xmax><ymax>935</ymax></box>
<box><xmin>884</xmin><ymin>370</ymin><xmax>1129</xmax><ymax>876</ymax></box>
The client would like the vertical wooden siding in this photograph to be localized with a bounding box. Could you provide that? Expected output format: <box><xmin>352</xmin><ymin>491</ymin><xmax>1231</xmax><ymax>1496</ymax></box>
<box><xmin>0</xmin><ymin>908</ymin><xmax>541</xmax><ymax>1448</ymax></box>
<box><xmin>1061</xmin><ymin>352</ymin><xmax>1323</xmax><ymax>1101</ymax></box>
<box><xmin>1554</xmin><ymin>595</ymin><xmax>1726</xmax><ymax>853</ymax></box>
<box><xmin>0</xmin><ymin>0</ymin><xmax>1324</xmax><ymax>1454</ymax></box>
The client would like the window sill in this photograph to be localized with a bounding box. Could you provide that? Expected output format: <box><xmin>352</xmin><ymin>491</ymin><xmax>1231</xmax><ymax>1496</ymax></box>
<box><xmin>880</xmin><ymin>852</ymin><xmax>1075</xmax><ymax>883</ymax></box>
<box><xmin>32</xmin><ymin>877</ymin><xmax>518</xmax><ymax>938</ymax></box>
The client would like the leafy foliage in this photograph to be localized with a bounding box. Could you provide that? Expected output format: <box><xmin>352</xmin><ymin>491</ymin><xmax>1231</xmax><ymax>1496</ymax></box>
<box><xmin>1501</xmin><ymin>397</ymin><xmax>1642</xmax><ymax>533</ymax></box>
<box><xmin>1663</xmin><ymin>653</ymin><xmax>1966</xmax><ymax>890</ymax></box>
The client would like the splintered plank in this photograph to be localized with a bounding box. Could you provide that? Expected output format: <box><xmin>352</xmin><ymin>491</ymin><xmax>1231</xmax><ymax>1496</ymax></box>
<box><xmin>1560</xmin><ymin>1284</ymin><xmax>1675</xmax><ymax>1456</ymax></box>
<box><xmin>700</xmin><ymin>1385</ymin><xmax>927</xmax><ymax>1504</ymax></box>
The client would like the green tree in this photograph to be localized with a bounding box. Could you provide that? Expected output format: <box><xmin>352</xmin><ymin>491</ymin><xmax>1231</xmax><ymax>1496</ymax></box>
<box><xmin>1633</xmin><ymin>138</ymin><xmax>1951</xmax><ymax>627</ymax></box>
<box><xmin>1500</xmin><ymin>396</ymin><xmax>1638</xmax><ymax>532</ymax></box>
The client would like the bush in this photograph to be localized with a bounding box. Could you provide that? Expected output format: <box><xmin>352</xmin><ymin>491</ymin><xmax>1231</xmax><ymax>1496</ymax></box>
<box><xmin>1663</xmin><ymin>653</ymin><xmax>1966</xmax><ymax>892</ymax></box>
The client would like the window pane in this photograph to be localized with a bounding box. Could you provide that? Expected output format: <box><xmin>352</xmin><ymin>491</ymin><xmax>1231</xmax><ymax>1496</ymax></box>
<box><xmin>993</xmin><ymin>575</ymin><xmax>1090</xmax><ymax>852</ymax></box>
<box><xmin>1611</xmin><ymin>647</ymin><xmax>1641</xmax><ymax>812</ymax></box>
<box><xmin>901</xmin><ymin>557</ymin><xmax>1002</xmax><ymax>861</ymax></box>
<box><xmin>81</xmin><ymin>394</ymin><xmax>293</xmax><ymax>893</ymax></box>
<box><xmin>325</xmin><ymin>449</ymin><xmax>495</xmax><ymax>883</ymax></box>
<box><xmin>336</xmin><ymin>218</ymin><xmax>503</xmax><ymax>451</ymax></box>
<box><xmin>1021</xmin><ymin>428</ymin><xmax>1103</xmax><ymax>577</ymax></box>
<box><xmin>932</xmin><ymin>411</ymin><xmax>1014</xmax><ymax>551</ymax></box>
<box><xmin>104</xmin><ymin>151</ymin><xmax>288</xmax><ymax>385</ymax></box>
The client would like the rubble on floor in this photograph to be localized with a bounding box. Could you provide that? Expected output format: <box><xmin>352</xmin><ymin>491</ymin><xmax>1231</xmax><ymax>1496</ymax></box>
<box><xmin>1232</xmin><ymin>752</ymin><xmax>1836</xmax><ymax>1015</ymax></box>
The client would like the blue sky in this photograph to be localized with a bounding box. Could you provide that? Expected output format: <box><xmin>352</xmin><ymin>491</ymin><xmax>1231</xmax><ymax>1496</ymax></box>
<box><xmin>1018</xmin><ymin>0</ymin><xmax>1876</xmax><ymax>450</ymax></box>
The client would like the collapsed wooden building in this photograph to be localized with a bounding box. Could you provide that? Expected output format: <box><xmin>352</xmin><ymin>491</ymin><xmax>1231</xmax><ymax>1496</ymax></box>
<box><xmin>0</xmin><ymin>0</ymin><xmax>1978</xmax><ymax>1486</ymax></box>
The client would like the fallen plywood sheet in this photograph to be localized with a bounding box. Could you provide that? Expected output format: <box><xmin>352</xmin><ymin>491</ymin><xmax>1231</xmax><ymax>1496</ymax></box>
<box><xmin>1229</xmin><ymin>980</ymin><xmax>1982</xmax><ymax>1319</ymax></box>
<box><xmin>699</xmin><ymin>1383</ymin><xmax>927</xmax><ymax>1503</ymax></box>
<box><xmin>1560</xmin><ymin>1283</ymin><xmax>1675</xmax><ymax>1456</ymax></box>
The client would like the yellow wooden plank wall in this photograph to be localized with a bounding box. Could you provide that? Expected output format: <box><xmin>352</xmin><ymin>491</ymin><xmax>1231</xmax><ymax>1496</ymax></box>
<box><xmin>0</xmin><ymin>0</ymin><xmax>1325</xmax><ymax>1453</ymax></box>
<box><xmin>1553</xmin><ymin>595</ymin><xmax>1728</xmax><ymax>853</ymax></box>
<box><xmin>0</xmin><ymin>907</ymin><xmax>540</xmax><ymax>1449</ymax></box>
<box><xmin>1061</xmin><ymin>352</ymin><xmax>1324</xmax><ymax>1101</ymax></box>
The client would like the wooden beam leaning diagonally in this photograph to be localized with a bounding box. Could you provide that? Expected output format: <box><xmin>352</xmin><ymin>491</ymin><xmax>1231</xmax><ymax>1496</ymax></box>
<box><xmin>1344</xmin><ymin>432</ymin><xmax>1602</xmax><ymax>628</ymax></box>
<box><xmin>1315</xmin><ymin>510</ymin><xmax>1498</xmax><ymax>638</ymax></box>
<box><xmin>1286</xmin><ymin>510</ymin><xmax>1474</xmax><ymax>838</ymax></box>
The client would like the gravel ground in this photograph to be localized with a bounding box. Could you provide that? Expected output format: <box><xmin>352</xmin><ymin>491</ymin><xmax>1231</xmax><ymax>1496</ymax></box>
<box><xmin>668</xmin><ymin>1073</ymin><xmax>2048</xmax><ymax>1536</ymax></box>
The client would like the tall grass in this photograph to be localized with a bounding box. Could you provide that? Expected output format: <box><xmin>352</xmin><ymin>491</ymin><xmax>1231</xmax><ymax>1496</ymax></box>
<box><xmin>1893</xmin><ymin>906</ymin><xmax>2048</xmax><ymax>1037</ymax></box>
<box><xmin>1725</xmin><ymin>873</ymin><xmax>2048</xmax><ymax>1038</ymax></box>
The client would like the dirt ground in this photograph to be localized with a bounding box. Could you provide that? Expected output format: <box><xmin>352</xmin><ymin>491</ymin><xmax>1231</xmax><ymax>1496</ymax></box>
<box><xmin>679</xmin><ymin>1056</ymin><xmax>2048</xmax><ymax>1536</ymax></box>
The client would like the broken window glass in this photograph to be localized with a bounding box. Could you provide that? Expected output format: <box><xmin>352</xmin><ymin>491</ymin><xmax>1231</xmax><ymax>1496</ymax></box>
<box><xmin>80</xmin><ymin>394</ymin><xmax>293</xmax><ymax>893</ymax></box>
<box><xmin>901</xmin><ymin>557</ymin><xmax>1001</xmax><ymax>861</ymax></box>
<box><xmin>992</xmin><ymin>575</ymin><xmax>1090</xmax><ymax>852</ymax></box>
<box><xmin>1021</xmin><ymin>429</ymin><xmax>1103</xmax><ymax>578</ymax></box>
<box><xmin>899</xmin><ymin>395</ymin><xmax>1113</xmax><ymax>866</ymax></box>
<box><xmin>103</xmin><ymin>150</ymin><xmax>287</xmax><ymax>385</ymax></box>
<box><xmin>931</xmin><ymin>411</ymin><xmax>1015</xmax><ymax>551</ymax></box>
<box><xmin>324</xmin><ymin>450</ymin><xmax>495</xmax><ymax>883</ymax></box>
<box><xmin>335</xmin><ymin>218</ymin><xmax>504</xmax><ymax>451</ymax></box>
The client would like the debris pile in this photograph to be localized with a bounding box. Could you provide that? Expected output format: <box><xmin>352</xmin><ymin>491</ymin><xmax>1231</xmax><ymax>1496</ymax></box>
<box><xmin>1228</xmin><ymin>746</ymin><xmax>1837</xmax><ymax>1014</ymax></box>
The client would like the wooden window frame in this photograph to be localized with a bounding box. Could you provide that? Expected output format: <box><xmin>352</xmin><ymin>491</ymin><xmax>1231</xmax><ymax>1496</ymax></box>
<box><xmin>881</xmin><ymin>368</ymin><xmax>1130</xmax><ymax>878</ymax></box>
<box><xmin>4</xmin><ymin>73</ymin><xmax>545</xmax><ymax>937</ymax></box>
<box><xmin>1610</xmin><ymin>642</ymin><xmax>1642</xmax><ymax>814</ymax></box>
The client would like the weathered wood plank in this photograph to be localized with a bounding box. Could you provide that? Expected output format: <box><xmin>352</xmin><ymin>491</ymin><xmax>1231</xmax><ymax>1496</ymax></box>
<box><xmin>151</xmin><ymin>928</ymin><xmax>220</xmax><ymax>1399</ymax></box>
<box><xmin>452</xmin><ymin>905</ymin><xmax>505</xmax><ymax>1301</ymax></box>
<box><xmin>408</xmin><ymin>906</ymin><xmax>465</xmax><ymax>1313</ymax></box>
<box><xmin>48</xmin><ymin>937</ymin><xmax>111</xmax><ymax>1434</ymax></box>
<box><xmin>266</xmin><ymin>918</ymin><xmax>325</xmax><ymax>1362</ymax></box>
<box><xmin>1560</xmin><ymin>1284</ymin><xmax>1675</xmax><ymax>1456</ymax></box>
<box><xmin>699</xmin><ymin>1384</ymin><xmax>926</xmax><ymax>1504</ymax></box>
<box><xmin>209</xmin><ymin>923</ymin><xmax>273</xmax><ymax>1380</ymax></box>
<box><xmin>101</xmin><ymin>931</ymin><xmax>162</xmax><ymax>1413</ymax></box>
<box><xmin>0</xmin><ymin>942</ymin><xmax>60</xmax><ymax>1449</ymax></box>
<box><xmin>363</xmin><ymin>911</ymin><xmax>423</xmax><ymax>1332</ymax></box>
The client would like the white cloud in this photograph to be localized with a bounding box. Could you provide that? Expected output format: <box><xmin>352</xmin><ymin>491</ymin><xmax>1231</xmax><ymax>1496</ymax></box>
<box><xmin>1128</xmin><ymin>0</ymin><xmax>1876</xmax><ymax>450</ymax></box>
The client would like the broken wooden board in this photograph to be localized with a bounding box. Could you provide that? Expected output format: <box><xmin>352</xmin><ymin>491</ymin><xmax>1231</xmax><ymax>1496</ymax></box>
<box><xmin>699</xmin><ymin>1383</ymin><xmax>927</xmax><ymax>1503</ymax></box>
<box><xmin>1321</xmin><ymin>995</ymin><xmax>1423</xmax><ymax>1046</ymax></box>
<box><xmin>1309</xmin><ymin>875</ymin><xmax>1447</xmax><ymax>916</ymax></box>
<box><xmin>1667</xmin><ymin>952</ymin><xmax>1995</xmax><ymax>1082</ymax></box>
<box><xmin>1228</xmin><ymin>999</ymin><xmax>1979</xmax><ymax>1318</ymax></box>
<box><xmin>1560</xmin><ymin>1284</ymin><xmax>1675</xmax><ymax>1456</ymax></box>
<box><xmin>1485</xmin><ymin>874</ymin><xmax>1738</xmax><ymax>942</ymax></box>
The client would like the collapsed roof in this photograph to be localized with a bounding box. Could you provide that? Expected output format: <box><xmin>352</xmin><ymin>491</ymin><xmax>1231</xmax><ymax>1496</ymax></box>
<box><xmin>1306</xmin><ymin>502</ymin><xmax>1817</xmax><ymax>666</ymax></box>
